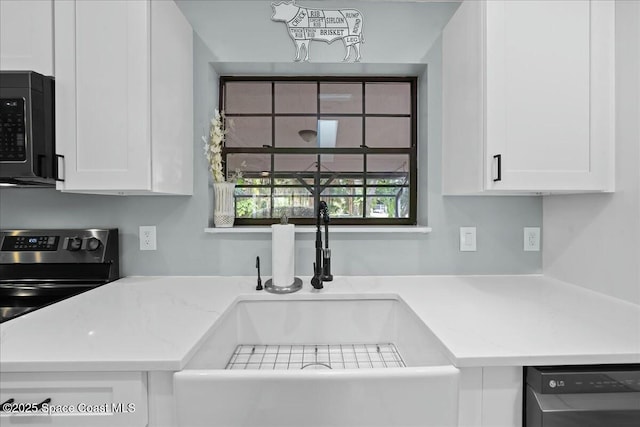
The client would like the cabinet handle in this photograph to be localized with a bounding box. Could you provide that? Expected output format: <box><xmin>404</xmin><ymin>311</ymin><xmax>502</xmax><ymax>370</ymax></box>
<box><xmin>493</xmin><ymin>154</ymin><xmax>502</xmax><ymax>182</ymax></box>
<box><xmin>54</xmin><ymin>154</ymin><xmax>65</xmax><ymax>182</ymax></box>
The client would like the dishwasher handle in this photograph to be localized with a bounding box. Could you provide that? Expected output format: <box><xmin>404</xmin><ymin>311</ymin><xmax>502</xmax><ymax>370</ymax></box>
<box><xmin>529</xmin><ymin>387</ymin><xmax>640</xmax><ymax>412</ymax></box>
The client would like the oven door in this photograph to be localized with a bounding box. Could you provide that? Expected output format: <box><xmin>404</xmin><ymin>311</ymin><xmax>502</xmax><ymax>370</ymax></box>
<box><xmin>0</xmin><ymin>283</ymin><xmax>99</xmax><ymax>322</ymax></box>
<box><xmin>525</xmin><ymin>386</ymin><xmax>640</xmax><ymax>427</ymax></box>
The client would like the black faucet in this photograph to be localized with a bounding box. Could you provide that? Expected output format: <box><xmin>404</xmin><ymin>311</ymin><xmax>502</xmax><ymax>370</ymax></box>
<box><xmin>311</xmin><ymin>201</ymin><xmax>330</xmax><ymax>289</ymax></box>
<box><xmin>255</xmin><ymin>256</ymin><xmax>263</xmax><ymax>290</ymax></box>
<box><xmin>322</xmin><ymin>207</ymin><xmax>333</xmax><ymax>282</ymax></box>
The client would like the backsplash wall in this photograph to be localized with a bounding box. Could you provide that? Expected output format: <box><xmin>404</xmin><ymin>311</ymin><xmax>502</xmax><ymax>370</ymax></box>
<box><xmin>542</xmin><ymin>2</ymin><xmax>640</xmax><ymax>304</ymax></box>
<box><xmin>0</xmin><ymin>35</ymin><xmax>542</xmax><ymax>276</ymax></box>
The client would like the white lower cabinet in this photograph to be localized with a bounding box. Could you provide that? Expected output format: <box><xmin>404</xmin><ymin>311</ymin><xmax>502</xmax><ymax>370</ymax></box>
<box><xmin>0</xmin><ymin>372</ymin><xmax>148</xmax><ymax>427</ymax></box>
<box><xmin>54</xmin><ymin>0</ymin><xmax>193</xmax><ymax>195</ymax></box>
<box><xmin>147</xmin><ymin>371</ymin><xmax>177</xmax><ymax>427</ymax></box>
<box><xmin>0</xmin><ymin>367</ymin><xmax>521</xmax><ymax>427</ymax></box>
<box><xmin>458</xmin><ymin>366</ymin><xmax>523</xmax><ymax>427</ymax></box>
<box><xmin>442</xmin><ymin>0</ymin><xmax>615</xmax><ymax>194</ymax></box>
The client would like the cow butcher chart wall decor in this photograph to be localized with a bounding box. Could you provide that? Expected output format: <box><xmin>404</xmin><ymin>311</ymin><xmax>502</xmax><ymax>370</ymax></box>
<box><xmin>271</xmin><ymin>1</ymin><xmax>364</xmax><ymax>62</ymax></box>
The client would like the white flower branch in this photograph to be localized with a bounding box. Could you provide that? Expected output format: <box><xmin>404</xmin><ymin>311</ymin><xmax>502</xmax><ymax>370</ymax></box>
<box><xmin>203</xmin><ymin>109</ymin><xmax>244</xmax><ymax>183</ymax></box>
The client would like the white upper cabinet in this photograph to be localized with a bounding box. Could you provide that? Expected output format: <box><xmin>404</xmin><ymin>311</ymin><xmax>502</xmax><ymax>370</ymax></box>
<box><xmin>442</xmin><ymin>0</ymin><xmax>615</xmax><ymax>194</ymax></box>
<box><xmin>55</xmin><ymin>0</ymin><xmax>193</xmax><ymax>195</ymax></box>
<box><xmin>0</xmin><ymin>0</ymin><xmax>54</xmax><ymax>75</ymax></box>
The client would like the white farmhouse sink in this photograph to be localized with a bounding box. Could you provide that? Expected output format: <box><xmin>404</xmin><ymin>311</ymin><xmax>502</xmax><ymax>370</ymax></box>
<box><xmin>174</xmin><ymin>295</ymin><xmax>459</xmax><ymax>427</ymax></box>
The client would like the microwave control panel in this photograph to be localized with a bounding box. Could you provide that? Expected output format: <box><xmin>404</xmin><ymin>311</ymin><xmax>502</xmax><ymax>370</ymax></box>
<box><xmin>0</xmin><ymin>98</ymin><xmax>27</xmax><ymax>162</ymax></box>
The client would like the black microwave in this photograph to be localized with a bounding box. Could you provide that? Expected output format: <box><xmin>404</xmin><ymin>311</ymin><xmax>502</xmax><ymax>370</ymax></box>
<box><xmin>0</xmin><ymin>71</ymin><xmax>57</xmax><ymax>187</ymax></box>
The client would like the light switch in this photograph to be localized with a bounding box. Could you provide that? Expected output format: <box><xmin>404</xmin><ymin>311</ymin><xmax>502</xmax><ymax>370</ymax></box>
<box><xmin>459</xmin><ymin>227</ymin><xmax>476</xmax><ymax>252</ymax></box>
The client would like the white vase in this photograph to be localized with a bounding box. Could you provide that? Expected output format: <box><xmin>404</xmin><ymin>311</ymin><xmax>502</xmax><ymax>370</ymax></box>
<box><xmin>213</xmin><ymin>182</ymin><xmax>236</xmax><ymax>227</ymax></box>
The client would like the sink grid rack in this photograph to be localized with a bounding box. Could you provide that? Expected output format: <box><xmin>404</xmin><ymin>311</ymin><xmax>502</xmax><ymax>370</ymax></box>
<box><xmin>225</xmin><ymin>343</ymin><xmax>406</xmax><ymax>370</ymax></box>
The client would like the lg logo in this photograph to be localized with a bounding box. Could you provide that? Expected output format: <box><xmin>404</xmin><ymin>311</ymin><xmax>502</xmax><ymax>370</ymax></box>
<box><xmin>549</xmin><ymin>379</ymin><xmax>565</xmax><ymax>388</ymax></box>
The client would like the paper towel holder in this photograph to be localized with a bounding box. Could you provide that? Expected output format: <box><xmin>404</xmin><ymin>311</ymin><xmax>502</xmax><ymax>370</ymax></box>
<box><xmin>265</xmin><ymin>277</ymin><xmax>303</xmax><ymax>294</ymax></box>
<box><xmin>265</xmin><ymin>213</ymin><xmax>302</xmax><ymax>293</ymax></box>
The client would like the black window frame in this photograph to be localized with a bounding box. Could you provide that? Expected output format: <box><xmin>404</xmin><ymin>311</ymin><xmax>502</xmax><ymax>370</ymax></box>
<box><xmin>219</xmin><ymin>76</ymin><xmax>418</xmax><ymax>226</ymax></box>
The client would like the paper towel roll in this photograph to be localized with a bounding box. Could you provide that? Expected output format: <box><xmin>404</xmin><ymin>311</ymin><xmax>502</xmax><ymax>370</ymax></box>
<box><xmin>272</xmin><ymin>224</ymin><xmax>295</xmax><ymax>287</ymax></box>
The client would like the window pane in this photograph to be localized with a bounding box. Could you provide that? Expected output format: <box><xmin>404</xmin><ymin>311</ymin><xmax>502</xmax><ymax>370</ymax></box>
<box><xmin>224</xmin><ymin>82</ymin><xmax>271</xmax><ymax>114</ymax></box>
<box><xmin>274</xmin><ymin>154</ymin><xmax>317</xmax><ymax>174</ymax></box>
<box><xmin>365</xmin><ymin>117</ymin><xmax>411</xmax><ymax>148</ymax></box>
<box><xmin>322</xmin><ymin>116</ymin><xmax>362</xmax><ymax>148</ymax></box>
<box><xmin>227</xmin><ymin>153</ymin><xmax>271</xmax><ymax>181</ymax></box>
<box><xmin>273</xmin><ymin>187</ymin><xmax>314</xmax><ymax>218</ymax></box>
<box><xmin>320</xmin><ymin>83</ymin><xmax>362</xmax><ymax>114</ymax></box>
<box><xmin>367</xmin><ymin>175</ymin><xmax>407</xmax><ymax>187</ymax></box>
<box><xmin>226</xmin><ymin>117</ymin><xmax>272</xmax><ymax>148</ymax></box>
<box><xmin>367</xmin><ymin>154</ymin><xmax>410</xmax><ymax>176</ymax></box>
<box><xmin>275</xmin><ymin>82</ymin><xmax>317</xmax><ymax>114</ymax></box>
<box><xmin>275</xmin><ymin>117</ymin><xmax>318</xmax><ymax>147</ymax></box>
<box><xmin>235</xmin><ymin>188</ymin><xmax>271</xmax><ymax>219</ymax></box>
<box><xmin>237</xmin><ymin>177</ymin><xmax>270</xmax><ymax>186</ymax></box>
<box><xmin>397</xmin><ymin>188</ymin><xmax>410</xmax><ymax>218</ymax></box>
<box><xmin>321</xmin><ymin>186</ymin><xmax>363</xmax><ymax>219</ymax></box>
<box><xmin>365</xmin><ymin>82</ymin><xmax>411</xmax><ymax>114</ymax></box>
<box><xmin>366</xmin><ymin>190</ymin><xmax>409</xmax><ymax>219</ymax></box>
<box><xmin>274</xmin><ymin>176</ymin><xmax>314</xmax><ymax>186</ymax></box>
<box><xmin>278</xmin><ymin>117</ymin><xmax>363</xmax><ymax>149</ymax></box>
<box><xmin>320</xmin><ymin>154</ymin><xmax>363</xmax><ymax>174</ymax></box>
<box><xmin>365</xmin><ymin>154</ymin><xmax>410</xmax><ymax>219</ymax></box>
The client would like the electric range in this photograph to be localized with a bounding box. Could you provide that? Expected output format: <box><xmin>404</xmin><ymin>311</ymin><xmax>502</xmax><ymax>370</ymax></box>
<box><xmin>0</xmin><ymin>228</ymin><xmax>119</xmax><ymax>323</ymax></box>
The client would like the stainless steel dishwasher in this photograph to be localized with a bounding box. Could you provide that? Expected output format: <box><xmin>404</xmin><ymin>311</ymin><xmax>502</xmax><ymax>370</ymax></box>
<box><xmin>525</xmin><ymin>365</ymin><xmax>640</xmax><ymax>427</ymax></box>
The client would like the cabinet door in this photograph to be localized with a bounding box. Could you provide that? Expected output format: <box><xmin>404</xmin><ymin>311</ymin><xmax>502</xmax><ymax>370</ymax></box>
<box><xmin>0</xmin><ymin>0</ymin><xmax>54</xmax><ymax>75</ymax></box>
<box><xmin>485</xmin><ymin>0</ymin><xmax>614</xmax><ymax>192</ymax></box>
<box><xmin>0</xmin><ymin>371</ymin><xmax>147</xmax><ymax>426</ymax></box>
<box><xmin>55</xmin><ymin>0</ymin><xmax>151</xmax><ymax>192</ymax></box>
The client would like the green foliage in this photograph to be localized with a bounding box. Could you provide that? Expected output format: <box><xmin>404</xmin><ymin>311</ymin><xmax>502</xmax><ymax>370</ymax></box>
<box><xmin>232</xmin><ymin>176</ymin><xmax>409</xmax><ymax>219</ymax></box>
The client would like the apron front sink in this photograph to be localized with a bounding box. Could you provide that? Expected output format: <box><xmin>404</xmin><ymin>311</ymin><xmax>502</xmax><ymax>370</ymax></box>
<box><xmin>174</xmin><ymin>295</ymin><xmax>459</xmax><ymax>427</ymax></box>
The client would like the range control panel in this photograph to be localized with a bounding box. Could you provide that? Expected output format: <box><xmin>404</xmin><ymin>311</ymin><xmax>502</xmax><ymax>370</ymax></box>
<box><xmin>0</xmin><ymin>229</ymin><xmax>119</xmax><ymax>265</ymax></box>
<box><xmin>1</xmin><ymin>235</ymin><xmax>58</xmax><ymax>251</ymax></box>
<box><xmin>527</xmin><ymin>365</ymin><xmax>640</xmax><ymax>394</ymax></box>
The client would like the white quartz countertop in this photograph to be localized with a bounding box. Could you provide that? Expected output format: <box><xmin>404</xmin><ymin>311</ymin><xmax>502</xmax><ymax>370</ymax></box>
<box><xmin>1</xmin><ymin>275</ymin><xmax>639</xmax><ymax>372</ymax></box>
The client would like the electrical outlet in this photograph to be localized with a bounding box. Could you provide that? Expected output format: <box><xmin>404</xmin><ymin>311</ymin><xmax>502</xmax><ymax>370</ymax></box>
<box><xmin>139</xmin><ymin>226</ymin><xmax>157</xmax><ymax>251</ymax></box>
<box><xmin>459</xmin><ymin>227</ymin><xmax>477</xmax><ymax>252</ymax></box>
<box><xmin>524</xmin><ymin>227</ymin><xmax>540</xmax><ymax>251</ymax></box>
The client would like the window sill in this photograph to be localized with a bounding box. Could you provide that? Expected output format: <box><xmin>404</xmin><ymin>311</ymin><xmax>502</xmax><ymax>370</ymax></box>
<box><xmin>204</xmin><ymin>226</ymin><xmax>432</xmax><ymax>234</ymax></box>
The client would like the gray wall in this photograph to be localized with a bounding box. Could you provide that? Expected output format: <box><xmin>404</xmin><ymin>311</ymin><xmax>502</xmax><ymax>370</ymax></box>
<box><xmin>0</xmin><ymin>35</ymin><xmax>542</xmax><ymax>277</ymax></box>
<box><xmin>176</xmin><ymin>0</ymin><xmax>458</xmax><ymax>64</ymax></box>
<box><xmin>543</xmin><ymin>1</ymin><xmax>640</xmax><ymax>304</ymax></box>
